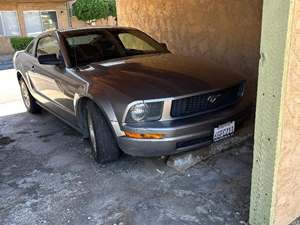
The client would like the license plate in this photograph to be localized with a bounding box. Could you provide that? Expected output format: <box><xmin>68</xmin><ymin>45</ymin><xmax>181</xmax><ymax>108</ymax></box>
<box><xmin>213</xmin><ymin>121</ymin><xmax>235</xmax><ymax>142</ymax></box>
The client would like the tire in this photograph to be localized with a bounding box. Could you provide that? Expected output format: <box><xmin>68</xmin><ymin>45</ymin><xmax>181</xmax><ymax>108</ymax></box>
<box><xmin>19</xmin><ymin>79</ymin><xmax>41</xmax><ymax>114</ymax></box>
<box><xmin>86</xmin><ymin>101</ymin><xmax>120</xmax><ymax>163</ymax></box>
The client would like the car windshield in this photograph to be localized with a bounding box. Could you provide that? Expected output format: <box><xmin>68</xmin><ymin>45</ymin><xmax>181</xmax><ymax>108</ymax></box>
<box><xmin>63</xmin><ymin>29</ymin><xmax>168</xmax><ymax>67</ymax></box>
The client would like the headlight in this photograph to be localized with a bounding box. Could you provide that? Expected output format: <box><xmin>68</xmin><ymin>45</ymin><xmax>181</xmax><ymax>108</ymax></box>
<box><xmin>130</xmin><ymin>103</ymin><xmax>148</xmax><ymax>122</ymax></box>
<box><xmin>126</xmin><ymin>102</ymin><xmax>163</xmax><ymax>123</ymax></box>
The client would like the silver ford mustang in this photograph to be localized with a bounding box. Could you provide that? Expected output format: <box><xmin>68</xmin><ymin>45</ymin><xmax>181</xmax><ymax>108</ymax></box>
<box><xmin>14</xmin><ymin>27</ymin><xmax>251</xmax><ymax>163</ymax></box>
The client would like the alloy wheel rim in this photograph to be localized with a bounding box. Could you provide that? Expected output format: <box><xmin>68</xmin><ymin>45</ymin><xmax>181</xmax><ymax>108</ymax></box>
<box><xmin>21</xmin><ymin>82</ymin><xmax>30</xmax><ymax>109</ymax></box>
<box><xmin>87</xmin><ymin>112</ymin><xmax>97</xmax><ymax>156</ymax></box>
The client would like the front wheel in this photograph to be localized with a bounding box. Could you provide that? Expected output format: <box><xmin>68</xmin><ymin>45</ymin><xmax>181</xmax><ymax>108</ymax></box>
<box><xmin>86</xmin><ymin>101</ymin><xmax>121</xmax><ymax>163</ymax></box>
<box><xmin>19</xmin><ymin>79</ymin><xmax>41</xmax><ymax>114</ymax></box>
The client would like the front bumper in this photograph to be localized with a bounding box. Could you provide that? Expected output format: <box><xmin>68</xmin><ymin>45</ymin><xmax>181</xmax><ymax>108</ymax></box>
<box><xmin>117</xmin><ymin>99</ymin><xmax>253</xmax><ymax>157</ymax></box>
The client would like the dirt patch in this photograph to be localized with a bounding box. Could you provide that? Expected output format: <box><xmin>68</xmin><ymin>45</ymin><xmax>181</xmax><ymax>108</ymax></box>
<box><xmin>16</xmin><ymin>131</ymin><xmax>30</xmax><ymax>135</ymax></box>
<box><xmin>0</xmin><ymin>135</ymin><xmax>15</xmax><ymax>146</ymax></box>
<box><xmin>38</xmin><ymin>133</ymin><xmax>55</xmax><ymax>139</ymax></box>
<box><xmin>63</xmin><ymin>129</ymin><xmax>78</xmax><ymax>137</ymax></box>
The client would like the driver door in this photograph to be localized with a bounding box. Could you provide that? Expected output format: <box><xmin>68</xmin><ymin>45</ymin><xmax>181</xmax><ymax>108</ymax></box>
<box><xmin>29</xmin><ymin>35</ymin><xmax>76</xmax><ymax>122</ymax></box>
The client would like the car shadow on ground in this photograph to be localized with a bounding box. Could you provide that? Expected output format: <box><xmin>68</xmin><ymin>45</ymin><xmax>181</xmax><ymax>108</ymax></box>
<box><xmin>0</xmin><ymin>110</ymin><xmax>253</xmax><ymax>225</ymax></box>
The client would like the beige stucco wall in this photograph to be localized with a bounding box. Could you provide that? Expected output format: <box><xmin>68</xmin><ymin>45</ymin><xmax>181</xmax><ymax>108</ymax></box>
<box><xmin>117</xmin><ymin>0</ymin><xmax>262</xmax><ymax>81</ymax></box>
<box><xmin>0</xmin><ymin>37</ymin><xmax>14</xmax><ymax>55</ymax></box>
<box><xmin>274</xmin><ymin>1</ymin><xmax>300</xmax><ymax>224</ymax></box>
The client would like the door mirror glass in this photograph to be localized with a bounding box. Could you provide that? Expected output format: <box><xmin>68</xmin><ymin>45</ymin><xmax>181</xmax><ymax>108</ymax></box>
<box><xmin>38</xmin><ymin>54</ymin><xmax>62</xmax><ymax>65</ymax></box>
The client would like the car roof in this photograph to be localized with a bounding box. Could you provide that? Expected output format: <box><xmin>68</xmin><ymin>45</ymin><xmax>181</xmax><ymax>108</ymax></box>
<box><xmin>35</xmin><ymin>26</ymin><xmax>138</xmax><ymax>39</ymax></box>
<box><xmin>59</xmin><ymin>26</ymin><xmax>138</xmax><ymax>35</ymax></box>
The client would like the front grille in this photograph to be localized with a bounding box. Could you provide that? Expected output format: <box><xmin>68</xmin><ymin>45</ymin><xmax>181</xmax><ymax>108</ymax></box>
<box><xmin>171</xmin><ymin>82</ymin><xmax>244</xmax><ymax>118</ymax></box>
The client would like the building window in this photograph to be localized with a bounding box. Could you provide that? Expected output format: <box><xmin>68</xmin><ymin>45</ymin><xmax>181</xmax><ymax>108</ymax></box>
<box><xmin>0</xmin><ymin>11</ymin><xmax>20</xmax><ymax>36</ymax></box>
<box><xmin>24</xmin><ymin>11</ymin><xmax>58</xmax><ymax>37</ymax></box>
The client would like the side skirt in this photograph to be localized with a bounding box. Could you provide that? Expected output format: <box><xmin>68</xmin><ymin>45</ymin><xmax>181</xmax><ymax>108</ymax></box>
<box><xmin>36</xmin><ymin>101</ymin><xmax>83</xmax><ymax>135</ymax></box>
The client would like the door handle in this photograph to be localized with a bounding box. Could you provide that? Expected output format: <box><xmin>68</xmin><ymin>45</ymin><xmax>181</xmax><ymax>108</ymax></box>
<box><xmin>31</xmin><ymin>65</ymin><xmax>35</xmax><ymax>71</ymax></box>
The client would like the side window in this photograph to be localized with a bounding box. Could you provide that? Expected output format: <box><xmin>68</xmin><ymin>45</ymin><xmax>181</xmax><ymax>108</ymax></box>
<box><xmin>25</xmin><ymin>41</ymin><xmax>34</xmax><ymax>55</ymax></box>
<box><xmin>36</xmin><ymin>36</ymin><xmax>59</xmax><ymax>57</ymax></box>
<box><xmin>118</xmin><ymin>33</ymin><xmax>156</xmax><ymax>51</ymax></box>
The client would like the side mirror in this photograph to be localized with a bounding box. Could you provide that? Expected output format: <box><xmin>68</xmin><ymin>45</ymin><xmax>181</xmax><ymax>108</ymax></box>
<box><xmin>160</xmin><ymin>42</ymin><xmax>168</xmax><ymax>50</ymax></box>
<box><xmin>38</xmin><ymin>54</ymin><xmax>63</xmax><ymax>65</ymax></box>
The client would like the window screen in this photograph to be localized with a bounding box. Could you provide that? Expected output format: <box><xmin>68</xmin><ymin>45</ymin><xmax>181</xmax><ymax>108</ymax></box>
<box><xmin>0</xmin><ymin>11</ymin><xmax>20</xmax><ymax>36</ymax></box>
<box><xmin>0</xmin><ymin>16</ymin><xmax>3</xmax><ymax>36</ymax></box>
<box><xmin>24</xmin><ymin>11</ymin><xmax>58</xmax><ymax>37</ymax></box>
<box><xmin>24</xmin><ymin>11</ymin><xmax>43</xmax><ymax>37</ymax></box>
<box><xmin>41</xmin><ymin>11</ymin><xmax>58</xmax><ymax>32</ymax></box>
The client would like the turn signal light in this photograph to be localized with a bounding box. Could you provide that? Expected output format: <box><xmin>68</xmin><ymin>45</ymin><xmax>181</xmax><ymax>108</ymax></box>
<box><xmin>125</xmin><ymin>131</ymin><xmax>165</xmax><ymax>139</ymax></box>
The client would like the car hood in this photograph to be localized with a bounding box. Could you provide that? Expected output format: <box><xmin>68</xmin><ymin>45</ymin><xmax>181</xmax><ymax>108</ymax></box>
<box><xmin>78</xmin><ymin>53</ymin><xmax>245</xmax><ymax>100</ymax></box>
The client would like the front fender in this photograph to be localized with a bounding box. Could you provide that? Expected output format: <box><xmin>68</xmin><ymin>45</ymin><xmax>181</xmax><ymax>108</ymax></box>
<box><xmin>74</xmin><ymin>94</ymin><xmax>125</xmax><ymax>138</ymax></box>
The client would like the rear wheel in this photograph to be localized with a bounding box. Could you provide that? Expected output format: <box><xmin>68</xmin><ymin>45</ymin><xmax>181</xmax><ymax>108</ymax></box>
<box><xmin>19</xmin><ymin>79</ymin><xmax>41</xmax><ymax>114</ymax></box>
<box><xmin>86</xmin><ymin>101</ymin><xmax>120</xmax><ymax>163</ymax></box>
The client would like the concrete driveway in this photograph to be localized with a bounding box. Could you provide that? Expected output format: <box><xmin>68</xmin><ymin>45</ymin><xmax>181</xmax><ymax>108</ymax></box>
<box><xmin>0</xmin><ymin>69</ymin><xmax>254</xmax><ymax>225</ymax></box>
<box><xmin>0</xmin><ymin>69</ymin><xmax>26</xmax><ymax>117</ymax></box>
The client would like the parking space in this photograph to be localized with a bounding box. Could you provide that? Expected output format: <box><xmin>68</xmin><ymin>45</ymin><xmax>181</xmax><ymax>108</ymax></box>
<box><xmin>0</xmin><ymin>70</ymin><xmax>253</xmax><ymax>225</ymax></box>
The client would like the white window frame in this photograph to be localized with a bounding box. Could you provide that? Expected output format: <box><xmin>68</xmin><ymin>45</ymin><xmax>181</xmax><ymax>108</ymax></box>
<box><xmin>0</xmin><ymin>11</ymin><xmax>21</xmax><ymax>37</ymax></box>
<box><xmin>23</xmin><ymin>10</ymin><xmax>59</xmax><ymax>36</ymax></box>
